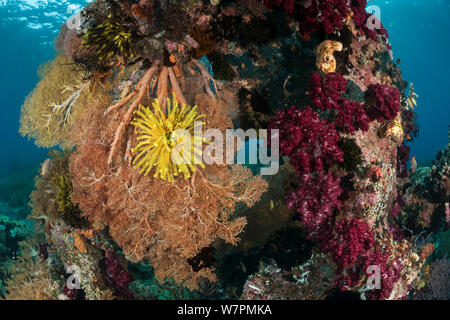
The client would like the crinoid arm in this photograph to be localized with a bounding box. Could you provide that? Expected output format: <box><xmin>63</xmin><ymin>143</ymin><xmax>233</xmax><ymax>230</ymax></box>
<box><xmin>107</xmin><ymin>64</ymin><xmax>159</xmax><ymax>164</ymax></box>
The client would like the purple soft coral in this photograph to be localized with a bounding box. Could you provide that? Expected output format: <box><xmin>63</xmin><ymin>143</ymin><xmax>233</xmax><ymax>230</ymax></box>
<box><xmin>103</xmin><ymin>251</ymin><xmax>134</xmax><ymax>299</ymax></box>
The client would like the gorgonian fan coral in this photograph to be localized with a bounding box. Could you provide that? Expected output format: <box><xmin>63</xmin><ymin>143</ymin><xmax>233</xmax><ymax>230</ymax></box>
<box><xmin>366</xmin><ymin>84</ymin><xmax>401</xmax><ymax>122</ymax></box>
<box><xmin>268</xmin><ymin>106</ymin><xmax>344</xmax><ymax>175</ymax></box>
<box><xmin>131</xmin><ymin>93</ymin><xmax>205</xmax><ymax>182</ymax></box>
<box><xmin>286</xmin><ymin>172</ymin><xmax>343</xmax><ymax>241</ymax></box>
<box><xmin>70</xmin><ymin>91</ymin><xmax>268</xmax><ymax>290</ymax></box>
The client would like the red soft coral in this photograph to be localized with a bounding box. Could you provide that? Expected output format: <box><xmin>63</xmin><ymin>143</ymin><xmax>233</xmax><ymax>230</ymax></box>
<box><xmin>351</xmin><ymin>0</ymin><xmax>368</xmax><ymax>27</ymax></box>
<box><xmin>262</xmin><ymin>0</ymin><xmax>295</xmax><ymax>14</ymax></box>
<box><xmin>323</xmin><ymin>218</ymin><xmax>375</xmax><ymax>271</ymax></box>
<box><xmin>396</xmin><ymin>144</ymin><xmax>410</xmax><ymax>178</ymax></box>
<box><xmin>309</xmin><ymin>72</ymin><xmax>348</xmax><ymax>111</ymax></box>
<box><xmin>366</xmin><ymin>84</ymin><xmax>401</xmax><ymax>122</ymax></box>
<box><xmin>335</xmin><ymin>98</ymin><xmax>370</xmax><ymax>133</ymax></box>
<box><xmin>286</xmin><ymin>172</ymin><xmax>343</xmax><ymax>240</ymax></box>
<box><xmin>321</xmin><ymin>217</ymin><xmax>403</xmax><ymax>299</ymax></box>
<box><xmin>362</xmin><ymin>252</ymin><xmax>403</xmax><ymax>300</ymax></box>
<box><xmin>294</xmin><ymin>0</ymin><xmax>351</xmax><ymax>35</ymax></box>
<box><xmin>362</xmin><ymin>14</ymin><xmax>389</xmax><ymax>41</ymax></box>
<box><xmin>103</xmin><ymin>251</ymin><xmax>134</xmax><ymax>300</ymax></box>
<box><xmin>309</xmin><ymin>73</ymin><xmax>370</xmax><ymax>134</ymax></box>
<box><xmin>269</xmin><ymin>106</ymin><xmax>344</xmax><ymax>175</ymax></box>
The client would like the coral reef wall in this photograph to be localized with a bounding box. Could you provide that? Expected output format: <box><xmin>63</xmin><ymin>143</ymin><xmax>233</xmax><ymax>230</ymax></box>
<box><xmin>3</xmin><ymin>0</ymin><xmax>448</xmax><ymax>300</ymax></box>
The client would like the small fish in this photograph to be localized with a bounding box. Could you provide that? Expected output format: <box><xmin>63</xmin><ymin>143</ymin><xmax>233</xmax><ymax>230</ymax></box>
<box><xmin>445</xmin><ymin>203</ymin><xmax>450</xmax><ymax>226</ymax></box>
<box><xmin>270</xmin><ymin>200</ymin><xmax>274</xmax><ymax>210</ymax></box>
<box><xmin>41</xmin><ymin>158</ymin><xmax>51</xmax><ymax>177</ymax></box>
<box><xmin>240</xmin><ymin>261</ymin><xmax>247</xmax><ymax>273</ymax></box>
<box><xmin>396</xmin><ymin>58</ymin><xmax>401</xmax><ymax>65</ymax></box>
<box><xmin>411</xmin><ymin>156</ymin><xmax>417</xmax><ymax>173</ymax></box>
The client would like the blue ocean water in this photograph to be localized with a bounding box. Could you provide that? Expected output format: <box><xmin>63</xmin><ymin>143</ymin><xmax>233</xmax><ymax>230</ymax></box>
<box><xmin>0</xmin><ymin>0</ymin><xmax>448</xmax><ymax>179</ymax></box>
<box><xmin>0</xmin><ymin>0</ymin><xmax>92</xmax><ymax>174</ymax></box>
<box><xmin>371</xmin><ymin>0</ymin><xmax>450</xmax><ymax>164</ymax></box>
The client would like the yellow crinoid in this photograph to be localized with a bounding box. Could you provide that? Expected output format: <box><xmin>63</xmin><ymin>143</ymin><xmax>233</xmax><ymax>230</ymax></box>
<box><xmin>131</xmin><ymin>93</ymin><xmax>206</xmax><ymax>182</ymax></box>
